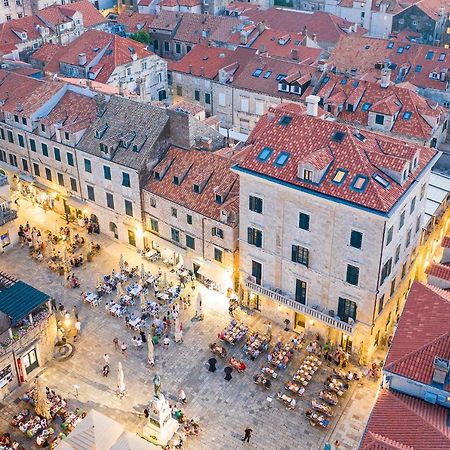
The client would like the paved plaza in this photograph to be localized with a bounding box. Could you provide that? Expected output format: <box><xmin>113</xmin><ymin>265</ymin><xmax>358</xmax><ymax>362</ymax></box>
<box><xmin>0</xmin><ymin>201</ymin><xmax>380</xmax><ymax>450</ymax></box>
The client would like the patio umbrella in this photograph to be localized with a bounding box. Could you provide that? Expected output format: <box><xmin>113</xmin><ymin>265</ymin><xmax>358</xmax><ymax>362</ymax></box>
<box><xmin>208</xmin><ymin>357</ymin><xmax>217</xmax><ymax>372</ymax></box>
<box><xmin>224</xmin><ymin>366</ymin><xmax>233</xmax><ymax>381</ymax></box>
<box><xmin>119</xmin><ymin>254</ymin><xmax>124</xmax><ymax>269</ymax></box>
<box><xmin>140</xmin><ymin>292</ymin><xmax>146</xmax><ymax>310</ymax></box>
<box><xmin>140</xmin><ymin>264</ymin><xmax>145</xmax><ymax>281</ymax></box>
<box><xmin>117</xmin><ymin>362</ymin><xmax>125</xmax><ymax>396</ymax></box>
<box><xmin>34</xmin><ymin>376</ymin><xmax>52</xmax><ymax>420</ymax></box>
<box><xmin>147</xmin><ymin>335</ymin><xmax>154</xmax><ymax>363</ymax></box>
<box><xmin>47</xmin><ymin>240</ymin><xmax>54</xmax><ymax>257</ymax></box>
<box><xmin>196</xmin><ymin>292</ymin><xmax>203</xmax><ymax>317</ymax></box>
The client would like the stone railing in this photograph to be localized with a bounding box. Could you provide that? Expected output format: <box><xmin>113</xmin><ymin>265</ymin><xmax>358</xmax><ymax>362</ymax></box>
<box><xmin>245</xmin><ymin>279</ymin><xmax>355</xmax><ymax>334</ymax></box>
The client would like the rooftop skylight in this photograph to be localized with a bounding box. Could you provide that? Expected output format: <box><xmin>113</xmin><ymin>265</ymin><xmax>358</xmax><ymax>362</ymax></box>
<box><xmin>257</xmin><ymin>147</ymin><xmax>273</xmax><ymax>162</ymax></box>
<box><xmin>274</xmin><ymin>152</ymin><xmax>289</xmax><ymax>167</ymax></box>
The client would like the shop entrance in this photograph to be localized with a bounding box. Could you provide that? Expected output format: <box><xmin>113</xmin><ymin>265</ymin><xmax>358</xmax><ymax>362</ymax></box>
<box><xmin>294</xmin><ymin>313</ymin><xmax>305</xmax><ymax>332</ymax></box>
<box><xmin>341</xmin><ymin>334</ymin><xmax>353</xmax><ymax>354</ymax></box>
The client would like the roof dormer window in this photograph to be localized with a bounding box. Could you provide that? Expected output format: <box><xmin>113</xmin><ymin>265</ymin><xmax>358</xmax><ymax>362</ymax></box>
<box><xmin>332</xmin><ymin>169</ymin><xmax>348</xmax><ymax>185</ymax></box>
<box><xmin>303</xmin><ymin>169</ymin><xmax>313</xmax><ymax>181</ymax></box>
<box><xmin>402</xmin><ymin>111</ymin><xmax>412</xmax><ymax>120</ymax></box>
<box><xmin>403</xmin><ymin>169</ymin><xmax>408</xmax><ymax>180</ymax></box>
<box><xmin>215</xmin><ymin>194</ymin><xmax>223</xmax><ymax>204</ymax></box>
<box><xmin>193</xmin><ymin>184</ymin><xmax>200</xmax><ymax>193</ymax></box>
<box><xmin>154</xmin><ymin>171</ymin><xmax>160</xmax><ymax>180</ymax></box>
<box><xmin>173</xmin><ymin>176</ymin><xmax>180</xmax><ymax>185</ymax></box>
<box><xmin>351</xmin><ymin>175</ymin><xmax>369</xmax><ymax>192</ymax></box>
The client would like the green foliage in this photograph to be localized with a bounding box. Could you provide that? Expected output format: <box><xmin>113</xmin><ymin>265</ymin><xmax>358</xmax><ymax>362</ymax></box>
<box><xmin>130</xmin><ymin>31</ymin><xmax>152</xmax><ymax>45</ymax></box>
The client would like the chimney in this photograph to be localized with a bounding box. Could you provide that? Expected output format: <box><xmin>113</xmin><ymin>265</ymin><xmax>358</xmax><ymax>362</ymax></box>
<box><xmin>188</xmin><ymin>64</ymin><xmax>192</xmax><ymax>74</ymax></box>
<box><xmin>267</xmin><ymin>110</ymin><xmax>275</xmax><ymax>122</ymax></box>
<box><xmin>258</xmin><ymin>44</ymin><xmax>266</xmax><ymax>54</ymax></box>
<box><xmin>291</xmin><ymin>49</ymin><xmax>299</xmax><ymax>60</ymax></box>
<box><xmin>306</xmin><ymin>95</ymin><xmax>320</xmax><ymax>117</ymax></box>
<box><xmin>78</xmin><ymin>53</ymin><xmax>87</xmax><ymax>66</ymax></box>
<box><xmin>240</xmin><ymin>32</ymin><xmax>248</xmax><ymax>45</ymax></box>
<box><xmin>200</xmin><ymin>67</ymin><xmax>205</xmax><ymax>77</ymax></box>
<box><xmin>258</xmin><ymin>22</ymin><xmax>265</xmax><ymax>34</ymax></box>
<box><xmin>380</xmin><ymin>68</ymin><xmax>391</xmax><ymax>88</ymax></box>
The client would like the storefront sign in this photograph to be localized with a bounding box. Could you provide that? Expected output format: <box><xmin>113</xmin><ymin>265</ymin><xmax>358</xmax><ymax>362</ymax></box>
<box><xmin>0</xmin><ymin>365</ymin><xmax>13</xmax><ymax>388</ymax></box>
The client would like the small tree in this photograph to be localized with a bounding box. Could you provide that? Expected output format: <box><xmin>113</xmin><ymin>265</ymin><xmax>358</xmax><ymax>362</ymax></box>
<box><xmin>130</xmin><ymin>31</ymin><xmax>152</xmax><ymax>45</ymax></box>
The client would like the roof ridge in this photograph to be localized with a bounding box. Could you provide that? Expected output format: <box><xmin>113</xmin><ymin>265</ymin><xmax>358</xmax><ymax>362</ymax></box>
<box><xmin>385</xmin><ymin>330</ymin><xmax>450</xmax><ymax>372</ymax></box>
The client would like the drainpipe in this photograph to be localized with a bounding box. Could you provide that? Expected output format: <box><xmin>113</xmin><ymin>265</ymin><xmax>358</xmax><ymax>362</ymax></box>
<box><xmin>202</xmin><ymin>217</ymin><xmax>206</xmax><ymax>260</ymax></box>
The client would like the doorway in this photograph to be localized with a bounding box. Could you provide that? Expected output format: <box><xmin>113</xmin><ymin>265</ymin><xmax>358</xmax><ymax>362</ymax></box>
<box><xmin>294</xmin><ymin>313</ymin><xmax>305</xmax><ymax>332</ymax></box>
<box><xmin>109</xmin><ymin>222</ymin><xmax>118</xmax><ymax>239</ymax></box>
<box><xmin>128</xmin><ymin>229</ymin><xmax>136</xmax><ymax>247</ymax></box>
<box><xmin>341</xmin><ymin>334</ymin><xmax>353</xmax><ymax>354</ymax></box>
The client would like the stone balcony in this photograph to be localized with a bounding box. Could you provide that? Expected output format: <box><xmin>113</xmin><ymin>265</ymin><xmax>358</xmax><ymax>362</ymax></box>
<box><xmin>245</xmin><ymin>279</ymin><xmax>355</xmax><ymax>334</ymax></box>
<box><xmin>0</xmin><ymin>208</ymin><xmax>17</xmax><ymax>226</ymax></box>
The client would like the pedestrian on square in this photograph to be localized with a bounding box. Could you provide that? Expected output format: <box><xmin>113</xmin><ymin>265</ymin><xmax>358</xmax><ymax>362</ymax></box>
<box><xmin>228</xmin><ymin>304</ymin><xmax>234</xmax><ymax>317</ymax></box>
<box><xmin>140</xmin><ymin>330</ymin><xmax>147</xmax><ymax>343</ymax></box>
<box><xmin>163</xmin><ymin>335</ymin><xmax>170</xmax><ymax>350</ymax></box>
<box><xmin>334</xmin><ymin>440</ymin><xmax>341</xmax><ymax>449</ymax></box>
<box><xmin>241</xmin><ymin>428</ymin><xmax>253</xmax><ymax>443</ymax></box>
<box><xmin>103</xmin><ymin>353</ymin><xmax>110</xmax><ymax>365</ymax></box>
<box><xmin>121</xmin><ymin>342</ymin><xmax>128</xmax><ymax>357</ymax></box>
<box><xmin>113</xmin><ymin>337</ymin><xmax>119</xmax><ymax>351</ymax></box>
<box><xmin>178</xmin><ymin>389</ymin><xmax>186</xmax><ymax>404</ymax></box>
<box><xmin>74</xmin><ymin>320</ymin><xmax>81</xmax><ymax>340</ymax></box>
<box><xmin>72</xmin><ymin>305</ymin><xmax>79</xmax><ymax>321</ymax></box>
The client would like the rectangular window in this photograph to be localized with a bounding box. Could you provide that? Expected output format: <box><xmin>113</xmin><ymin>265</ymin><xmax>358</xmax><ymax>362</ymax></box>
<box><xmin>8</xmin><ymin>154</ymin><xmax>17</xmax><ymax>167</ymax></box>
<box><xmin>350</xmin><ymin>230</ymin><xmax>363</xmax><ymax>249</ymax></box>
<box><xmin>299</xmin><ymin>213</ymin><xmax>310</xmax><ymax>231</ymax></box>
<box><xmin>17</xmin><ymin>134</ymin><xmax>25</xmax><ymax>148</ymax></box>
<box><xmin>175</xmin><ymin>43</ymin><xmax>181</xmax><ymax>53</ymax></box>
<box><xmin>251</xmin><ymin>260</ymin><xmax>262</xmax><ymax>285</ymax></box>
<box><xmin>164</xmin><ymin>41</ymin><xmax>169</xmax><ymax>52</ymax></box>
<box><xmin>14</xmin><ymin>114</ymin><xmax>18</xmax><ymax>123</ymax></box>
<box><xmin>0</xmin><ymin>128</ymin><xmax>4</xmax><ymax>140</ymax></box>
<box><xmin>106</xmin><ymin>192</ymin><xmax>114</xmax><ymax>209</ymax></box>
<box><xmin>420</xmin><ymin>184</ymin><xmax>426</xmax><ymax>200</ymax></box>
<box><xmin>214</xmin><ymin>247</ymin><xmax>223</xmax><ymax>263</ymax></box>
<box><xmin>0</xmin><ymin>150</ymin><xmax>5</xmax><ymax>162</ymax></box>
<box><xmin>399</xmin><ymin>210</ymin><xmax>405</xmax><ymax>229</ymax></box>
<box><xmin>104</xmin><ymin>165</ymin><xmax>111</xmax><ymax>180</ymax></box>
<box><xmin>291</xmin><ymin>245</ymin><xmax>309</xmax><ymax>267</ymax></box>
<box><xmin>381</xmin><ymin>258</ymin><xmax>392</xmax><ymax>284</ymax></box>
<box><xmin>150</xmin><ymin>197</ymin><xmax>156</xmax><ymax>208</ymax></box>
<box><xmin>45</xmin><ymin>167</ymin><xmax>52</xmax><ymax>181</ymax></box>
<box><xmin>303</xmin><ymin>169</ymin><xmax>313</xmax><ymax>181</ymax></box>
<box><xmin>346</xmin><ymin>264</ymin><xmax>359</xmax><ymax>285</ymax></box>
<box><xmin>54</xmin><ymin>147</ymin><xmax>61</xmax><ymax>161</ymax></box>
<box><xmin>171</xmin><ymin>207</ymin><xmax>177</xmax><ymax>218</ymax></box>
<box><xmin>21</xmin><ymin>158</ymin><xmax>28</xmax><ymax>172</ymax></box>
<box><xmin>378</xmin><ymin>294</ymin><xmax>384</xmax><ymax>316</ymax></box>
<box><xmin>122</xmin><ymin>172</ymin><xmax>131</xmax><ymax>187</ymax></box>
<box><xmin>41</xmin><ymin>142</ymin><xmax>48</xmax><ymax>156</ymax></box>
<box><xmin>29</xmin><ymin>138</ymin><xmax>36</xmax><ymax>152</ymax></box>
<box><xmin>87</xmin><ymin>185</ymin><xmax>95</xmax><ymax>201</ymax></box>
<box><xmin>386</xmin><ymin>226</ymin><xmax>393</xmax><ymax>245</ymax></box>
<box><xmin>415</xmin><ymin>216</ymin><xmax>421</xmax><ymax>233</ymax></box>
<box><xmin>212</xmin><ymin>227</ymin><xmax>223</xmax><ymax>238</ymax></box>
<box><xmin>150</xmin><ymin>218</ymin><xmax>159</xmax><ymax>233</ymax></box>
<box><xmin>205</xmin><ymin>93</ymin><xmax>211</xmax><ymax>104</ymax></box>
<box><xmin>124</xmin><ymin>199</ymin><xmax>133</xmax><ymax>217</ymax></box>
<box><xmin>338</xmin><ymin>297</ymin><xmax>357</xmax><ymax>323</ymax></box>
<box><xmin>406</xmin><ymin>228</ymin><xmax>412</xmax><ymax>247</ymax></box>
<box><xmin>390</xmin><ymin>278</ymin><xmax>396</xmax><ymax>297</ymax></box>
<box><xmin>70</xmin><ymin>177</ymin><xmax>77</xmax><ymax>192</ymax></box>
<box><xmin>64</xmin><ymin>131</ymin><xmax>70</xmax><ymax>140</ymax></box>
<box><xmin>295</xmin><ymin>279</ymin><xmax>307</xmax><ymax>305</ymax></box>
<box><xmin>395</xmin><ymin>244</ymin><xmax>401</xmax><ymax>263</ymax></box>
<box><xmin>66</xmin><ymin>152</ymin><xmax>74</xmax><ymax>166</ymax></box>
<box><xmin>7</xmin><ymin>130</ymin><xmax>13</xmax><ymax>144</ymax></box>
<box><xmin>84</xmin><ymin>158</ymin><xmax>92</xmax><ymax>173</ymax></box>
<box><xmin>57</xmin><ymin>172</ymin><xmax>64</xmax><ymax>186</ymax></box>
<box><xmin>249</xmin><ymin>195</ymin><xmax>263</xmax><ymax>213</ymax></box>
<box><xmin>187</xmin><ymin>214</ymin><xmax>192</xmax><ymax>225</ymax></box>
<box><xmin>410</xmin><ymin>196</ymin><xmax>416</xmax><ymax>214</ymax></box>
<box><xmin>176</xmin><ymin>85</ymin><xmax>182</xmax><ymax>96</ymax></box>
<box><xmin>194</xmin><ymin>90</ymin><xmax>200</xmax><ymax>101</ymax></box>
<box><xmin>23</xmin><ymin>348</ymin><xmax>39</xmax><ymax>375</ymax></box>
<box><xmin>248</xmin><ymin>227</ymin><xmax>263</xmax><ymax>248</ymax></box>
<box><xmin>401</xmin><ymin>262</ymin><xmax>407</xmax><ymax>279</ymax></box>
<box><xmin>33</xmin><ymin>163</ymin><xmax>40</xmax><ymax>177</ymax></box>
<box><xmin>375</xmin><ymin>114</ymin><xmax>385</xmax><ymax>125</ymax></box>
<box><xmin>186</xmin><ymin>235</ymin><xmax>195</xmax><ymax>250</ymax></box>
<box><xmin>171</xmin><ymin>228</ymin><xmax>180</xmax><ymax>243</ymax></box>
<box><xmin>240</xmin><ymin>97</ymin><xmax>249</xmax><ymax>113</ymax></box>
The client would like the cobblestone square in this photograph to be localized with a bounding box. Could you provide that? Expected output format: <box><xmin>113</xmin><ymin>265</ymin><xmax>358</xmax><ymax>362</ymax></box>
<box><xmin>0</xmin><ymin>202</ymin><xmax>379</xmax><ymax>450</ymax></box>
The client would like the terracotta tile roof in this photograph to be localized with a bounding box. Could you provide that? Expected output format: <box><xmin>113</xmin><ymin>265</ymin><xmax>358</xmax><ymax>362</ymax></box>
<box><xmin>39</xmin><ymin>90</ymin><xmax>97</xmax><ymax>133</ymax></box>
<box><xmin>316</xmin><ymin>73</ymin><xmax>448</xmax><ymax>141</ymax></box>
<box><xmin>384</xmin><ymin>282</ymin><xmax>450</xmax><ymax>384</ymax></box>
<box><xmin>160</xmin><ymin>0</ymin><xmax>200</xmax><ymax>6</ymax></box>
<box><xmin>169</xmin><ymin>44</ymin><xmax>253</xmax><ymax>79</ymax></box>
<box><xmin>425</xmin><ymin>262</ymin><xmax>450</xmax><ymax>282</ymax></box>
<box><xmin>52</xmin><ymin>0</ymin><xmax>106</xmax><ymax>28</ymax></box>
<box><xmin>360</xmin><ymin>390</ymin><xmax>450</xmax><ymax>450</ymax></box>
<box><xmin>235</xmin><ymin>109</ymin><xmax>437</xmax><ymax>213</ymax></box>
<box><xmin>0</xmin><ymin>70</ymin><xmax>63</xmax><ymax>116</ymax></box>
<box><xmin>31</xmin><ymin>43</ymin><xmax>65</xmax><ymax>65</ymax></box>
<box><xmin>116</xmin><ymin>12</ymin><xmax>156</xmax><ymax>33</ymax></box>
<box><xmin>441</xmin><ymin>236</ymin><xmax>450</xmax><ymax>249</ymax></box>
<box><xmin>149</xmin><ymin>11</ymin><xmax>181</xmax><ymax>31</ymax></box>
<box><xmin>36</xmin><ymin>6</ymin><xmax>73</xmax><ymax>26</ymax></box>
<box><xmin>250</xmin><ymin>29</ymin><xmax>322</xmax><ymax>62</ymax></box>
<box><xmin>370</xmin><ymin>0</ymin><xmax>450</xmax><ymax>17</ymax></box>
<box><xmin>168</xmin><ymin>100</ymin><xmax>204</xmax><ymax>116</ymax></box>
<box><xmin>330</xmin><ymin>35</ymin><xmax>450</xmax><ymax>90</ymax></box>
<box><xmin>243</xmin><ymin>8</ymin><xmax>365</xmax><ymax>46</ymax></box>
<box><xmin>174</xmin><ymin>13</ymin><xmax>240</xmax><ymax>44</ymax></box>
<box><xmin>48</xmin><ymin>30</ymin><xmax>153</xmax><ymax>83</ymax></box>
<box><xmin>144</xmin><ymin>147</ymin><xmax>239</xmax><ymax>223</ymax></box>
<box><xmin>0</xmin><ymin>15</ymin><xmax>52</xmax><ymax>50</ymax></box>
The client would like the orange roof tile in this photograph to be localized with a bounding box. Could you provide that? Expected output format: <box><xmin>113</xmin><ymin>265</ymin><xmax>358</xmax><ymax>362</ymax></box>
<box><xmin>441</xmin><ymin>236</ymin><xmax>450</xmax><ymax>249</ymax></box>
<box><xmin>425</xmin><ymin>262</ymin><xmax>450</xmax><ymax>282</ymax></box>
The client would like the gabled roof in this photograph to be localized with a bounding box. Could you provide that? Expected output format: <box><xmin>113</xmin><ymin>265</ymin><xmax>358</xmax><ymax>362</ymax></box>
<box><xmin>116</xmin><ymin>12</ymin><xmax>156</xmax><ymax>33</ymax></box>
<box><xmin>384</xmin><ymin>282</ymin><xmax>450</xmax><ymax>387</ymax></box>
<box><xmin>425</xmin><ymin>262</ymin><xmax>450</xmax><ymax>282</ymax></box>
<box><xmin>0</xmin><ymin>280</ymin><xmax>49</xmax><ymax>324</ymax></box>
<box><xmin>31</xmin><ymin>43</ymin><xmax>65</xmax><ymax>66</ymax></box>
<box><xmin>359</xmin><ymin>390</ymin><xmax>450</xmax><ymax>450</ymax></box>
<box><xmin>144</xmin><ymin>147</ymin><xmax>239</xmax><ymax>223</ymax></box>
<box><xmin>148</xmin><ymin>10</ymin><xmax>181</xmax><ymax>31</ymax></box>
<box><xmin>236</xmin><ymin>109</ymin><xmax>437</xmax><ymax>214</ymax></box>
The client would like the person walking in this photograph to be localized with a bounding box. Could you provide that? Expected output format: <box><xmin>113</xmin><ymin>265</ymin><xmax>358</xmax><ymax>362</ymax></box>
<box><xmin>103</xmin><ymin>354</ymin><xmax>110</xmax><ymax>365</ymax></box>
<box><xmin>72</xmin><ymin>305</ymin><xmax>79</xmax><ymax>321</ymax></box>
<box><xmin>163</xmin><ymin>335</ymin><xmax>170</xmax><ymax>350</ymax></box>
<box><xmin>178</xmin><ymin>389</ymin><xmax>187</xmax><ymax>404</ymax></box>
<box><xmin>121</xmin><ymin>342</ymin><xmax>128</xmax><ymax>357</ymax></box>
<box><xmin>242</xmin><ymin>428</ymin><xmax>253</xmax><ymax>443</ymax></box>
<box><xmin>334</xmin><ymin>440</ymin><xmax>341</xmax><ymax>449</ymax></box>
<box><xmin>113</xmin><ymin>337</ymin><xmax>119</xmax><ymax>351</ymax></box>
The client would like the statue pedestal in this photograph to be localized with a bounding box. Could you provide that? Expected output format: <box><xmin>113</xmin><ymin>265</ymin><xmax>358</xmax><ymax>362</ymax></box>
<box><xmin>142</xmin><ymin>394</ymin><xmax>179</xmax><ymax>446</ymax></box>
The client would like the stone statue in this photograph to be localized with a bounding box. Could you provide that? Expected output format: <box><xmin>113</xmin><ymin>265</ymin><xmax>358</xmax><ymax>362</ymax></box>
<box><xmin>153</xmin><ymin>373</ymin><xmax>161</xmax><ymax>398</ymax></box>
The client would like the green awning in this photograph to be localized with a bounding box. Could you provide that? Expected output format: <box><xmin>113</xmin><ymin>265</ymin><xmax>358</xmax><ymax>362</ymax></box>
<box><xmin>0</xmin><ymin>281</ymin><xmax>49</xmax><ymax>324</ymax></box>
